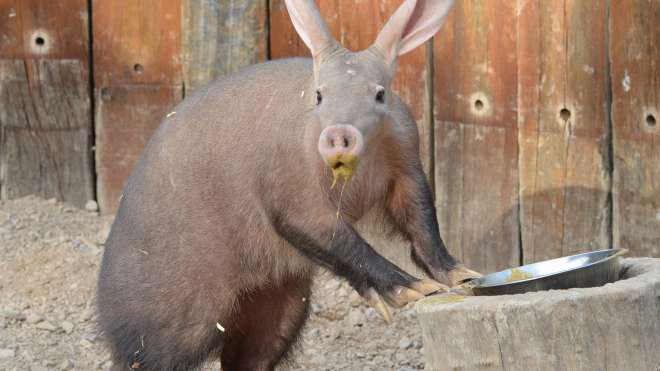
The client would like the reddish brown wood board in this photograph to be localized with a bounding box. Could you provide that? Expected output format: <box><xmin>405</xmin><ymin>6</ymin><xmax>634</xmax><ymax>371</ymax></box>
<box><xmin>91</xmin><ymin>0</ymin><xmax>181</xmax><ymax>86</ymax></box>
<box><xmin>92</xmin><ymin>0</ymin><xmax>183</xmax><ymax>213</ymax></box>
<box><xmin>95</xmin><ymin>85</ymin><xmax>182</xmax><ymax>213</ymax></box>
<box><xmin>610</xmin><ymin>0</ymin><xmax>660</xmax><ymax>258</ymax></box>
<box><xmin>0</xmin><ymin>0</ymin><xmax>89</xmax><ymax>60</ymax></box>
<box><xmin>433</xmin><ymin>0</ymin><xmax>520</xmax><ymax>273</ymax></box>
<box><xmin>518</xmin><ymin>0</ymin><xmax>611</xmax><ymax>263</ymax></box>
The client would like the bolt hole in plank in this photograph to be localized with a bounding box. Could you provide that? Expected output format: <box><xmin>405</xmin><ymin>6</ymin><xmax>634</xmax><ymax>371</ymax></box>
<box><xmin>133</xmin><ymin>63</ymin><xmax>144</xmax><ymax>74</ymax></box>
<box><xmin>474</xmin><ymin>99</ymin><xmax>484</xmax><ymax>111</ymax></box>
<box><xmin>559</xmin><ymin>108</ymin><xmax>571</xmax><ymax>121</ymax></box>
<box><xmin>34</xmin><ymin>36</ymin><xmax>45</xmax><ymax>46</ymax></box>
<box><xmin>646</xmin><ymin>114</ymin><xmax>656</xmax><ymax>127</ymax></box>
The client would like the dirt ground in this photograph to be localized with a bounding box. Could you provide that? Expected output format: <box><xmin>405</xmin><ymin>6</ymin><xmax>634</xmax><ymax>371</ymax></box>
<box><xmin>0</xmin><ymin>196</ymin><xmax>427</xmax><ymax>371</ymax></box>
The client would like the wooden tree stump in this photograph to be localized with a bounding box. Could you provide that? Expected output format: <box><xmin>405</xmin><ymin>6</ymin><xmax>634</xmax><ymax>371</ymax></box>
<box><xmin>416</xmin><ymin>258</ymin><xmax>660</xmax><ymax>371</ymax></box>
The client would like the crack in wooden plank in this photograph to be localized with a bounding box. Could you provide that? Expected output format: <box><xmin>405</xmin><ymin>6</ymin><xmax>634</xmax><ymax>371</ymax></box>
<box><xmin>492</xmin><ymin>314</ymin><xmax>508</xmax><ymax>371</ymax></box>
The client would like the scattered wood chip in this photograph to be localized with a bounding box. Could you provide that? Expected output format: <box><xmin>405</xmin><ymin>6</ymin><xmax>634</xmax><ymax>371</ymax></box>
<box><xmin>166</xmin><ymin>111</ymin><xmax>176</xmax><ymax>118</ymax></box>
<box><xmin>216</xmin><ymin>322</ymin><xmax>225</xmax><ymax>332</ymax></box>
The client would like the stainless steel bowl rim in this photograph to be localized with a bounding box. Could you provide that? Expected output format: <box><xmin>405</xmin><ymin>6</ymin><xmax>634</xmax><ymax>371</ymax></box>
<box><xmin>469</xmin><ymin>249</ymin><xmax>627</xmax><ymax>289</ymax></box>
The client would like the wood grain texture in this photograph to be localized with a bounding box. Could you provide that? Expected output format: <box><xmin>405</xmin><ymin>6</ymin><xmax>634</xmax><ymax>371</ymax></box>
<box><xmin>1</xmin><ymin>129</ymin><xmax>92</xmax><ymax>206</ymax></box>
<box><xmin>518</xmin><ymin>0</ymin><xmax>611</xmax><ymax>263</ymax></box>
<box><xmin>93</xmin><ymin>0</ymin><xmax>183</xmax><ymax>213</ymax></box>
<box><xmin>418</xmin><ymin>258</ymin><xmax>660</xmax><ymax>371</ymax></box>
<box><xmin>269</xmin><ymin>0</ymin><xmax>433</xmax><ymax>178</ymax></box>
<box><xmin>92</xmin><ymin>0</ymin><xmax>181</xmax><ymax>86</ymax></box>
<box><xmin>95</xmin><ymin>85</ymin><xmax>182</xmax><ymax>213</ymax></box>
<box><xmin>610</xmin><ymin>0</ymin><xmax>660</xmax><ymax>258</ymax></box>
<box><xmin>433</xmin><ymin>0</ymin><xmax>519</xmax><ymax>273</ymax></box>
<box><xmin>182</xmin><ymin>0</ymin><xmax>268</xmax><ymax>93</ymax></box>
<box><xmin>0</xmin><ymin>60</ymin><xmax>93</xmax><ymax>207</ymax></box>
<box><xmin>0</xmin><ymin>0</ymin><xmax>89</xmax><ymax>60</ymax></box>
<box><xmin>0</xmin><ymin>0</ymin><xmax>92</xmax><ymax>208</ymax></box>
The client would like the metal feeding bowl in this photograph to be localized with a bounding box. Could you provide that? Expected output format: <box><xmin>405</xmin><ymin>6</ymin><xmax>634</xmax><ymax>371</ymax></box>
<box><xmin>465</xmin><ymin>249</ymin><xmax>628</xmax><ymax>296</ymax></box>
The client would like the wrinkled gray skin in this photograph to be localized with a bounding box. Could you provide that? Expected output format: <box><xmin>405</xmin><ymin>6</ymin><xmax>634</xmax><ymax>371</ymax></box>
<box><xmin>97</xmin><ymin>2</ymin><xmax>480</xmax><ymax>371</ymax></box>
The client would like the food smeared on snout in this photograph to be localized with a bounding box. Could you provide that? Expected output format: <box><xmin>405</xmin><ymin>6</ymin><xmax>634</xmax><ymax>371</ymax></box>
<box><xmin>318</xmin><ymin>124</ymin><xmax>364</xmax><ymax>188</ymax></box>
<box><xmin>327</xmin><ymin>152</ymin><xmax>359</xmax><ymax>188</ymax></box>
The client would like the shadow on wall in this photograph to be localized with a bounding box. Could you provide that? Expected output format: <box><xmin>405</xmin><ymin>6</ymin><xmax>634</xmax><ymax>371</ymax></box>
<box><xmin>517</xmin><ymin>185</ymin><xmax>612</xmax><ymax>265</ymax></box>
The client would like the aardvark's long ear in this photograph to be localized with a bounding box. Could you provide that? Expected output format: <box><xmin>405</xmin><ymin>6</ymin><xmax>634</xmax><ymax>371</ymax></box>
<box><xmin>284</xmin><ymin>0</ymin><xmax>337</xmax><ymax>57</ymax></box>
<box><xmin>373</xmin><ymin>0</ymin><xmax>454</xmax><ymax>65</ymax></box>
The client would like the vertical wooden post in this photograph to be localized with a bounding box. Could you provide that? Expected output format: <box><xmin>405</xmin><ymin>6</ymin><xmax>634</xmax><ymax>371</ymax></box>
<box><xmin>433</xmin><ymin>0</ymin><xmax>520</xmax><ymax>273</ymax></box>
<box><xmin>181</xmin><ymin>0</ymin><xmax>268</xmax><ymax>93</ymax></box>
<box><xmin>92</xmin><ymin>0</ymin><xmax>183</xmax><ymax>213</ymax></box>
<box><xmin>518</xmin><ymin>0</ymin><xmax>611</xmax><ymax>263</ymax></box>
<box><xmin>610</xmin><ymin>0</ymin><xmax>660</xmax><ymax>257</ymax></box>
<box><xmin>0</xmin><ymin>0</ymin><xmax>94</xmax><ymax>208</ymax></box>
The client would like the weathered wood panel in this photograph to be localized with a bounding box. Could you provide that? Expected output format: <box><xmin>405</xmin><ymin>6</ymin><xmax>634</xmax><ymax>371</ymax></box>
<box><xmin>518</xmin><ymin>0</ymin><xmax>611</xmax><ymax>263</ymax></box>
<box><xmin>95</xmin><ymin>86</ymin><xmax>182</xmax><ymax>213</ymax></box>
<box><xmin>270</xmin><ymin>0</ymin><xmax>432</xmax><ymax>276</ymax></box>
<box><xmin>418</xmin><ymin>258</ymin><xmax>660</xmax><ymax>371</ymax></box>
<box><xmin>0</xmin><ymin>0</ymin><xmax>89</xmax><ymax>60</ymax></box>
<box><xmin>0</xmin><ymin>60</ymin><xmax>90</xmax><ymax>131</ymax></box>
<box><xmin>182</xmin><ymin>0</ymin><xmax>268</xmax><ymax>93</ymax></box>
<box><xmin>269</xmin><ymin>0</ymin><xmax>432</xmax><ymax>178</ymax></box>
<box><xmin>434</xmin><ymin>0</ymin><xmax>519</xmax><ymax>273</ymax></box>
<box><xmin>0</xmin><ymin>0</ymin><xmax>93</xmax><ymax>208</ymax></box>
<box><xmin>92</xmin><ymin>0</ymin><xmax>181</xmax><ymax>86</ymax></box>
<box><xmin>93</xmin><ymin>0</ymin><xmax>183</xmax><ymax>213</ymax></box>
<box><xmin>610</xmin><ymin>0</ymin><xmax>660</xmax><ymax>257</ymax></box>
<box><xmin>1</xmin><ymin>128</ymin><xmax>92</xmax><ymax>205</ymax></box>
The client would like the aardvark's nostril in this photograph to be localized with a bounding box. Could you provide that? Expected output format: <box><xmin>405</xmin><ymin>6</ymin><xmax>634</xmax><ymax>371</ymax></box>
<box><xmin>329</xmin><ymin>135</ymin><xmax>351</xmax><ymax>149</ymax></box>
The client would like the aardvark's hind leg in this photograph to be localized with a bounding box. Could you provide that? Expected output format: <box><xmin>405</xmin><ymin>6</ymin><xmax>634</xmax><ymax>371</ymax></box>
<box><xmin>221</xmin><ymin>276</ymin><xmax>312</xmax><ymax>371</ymax></box>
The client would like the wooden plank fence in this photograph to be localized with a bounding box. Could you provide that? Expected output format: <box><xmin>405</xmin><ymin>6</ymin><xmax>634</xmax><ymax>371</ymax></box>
<box><xmin>0</xmin><ymin>0</ymin><xmax>658</xmax><ymax>272</ymax></box>
<box><xmin>92</xmin><ymin>0</ymin><xmax>184</xmax><ymax>212</ymax></box>
<box><xmin>518</xmin><ymin>0</ymin><xmax>611</xmax><ymax>263</ymax></box>
<box><xmin>433</xmin><ymin>0</ymin><xmax>520</xmax><ymax>272</ymax></box>
<box><xmin>0</xmin><ymin>0</ymin><xmax>93</xmax><ymax>208</ymax></box>
<box><xmin>610</xmin><ymin>0</ymin><xmax>660</xmax><ymax>259</ymax></box>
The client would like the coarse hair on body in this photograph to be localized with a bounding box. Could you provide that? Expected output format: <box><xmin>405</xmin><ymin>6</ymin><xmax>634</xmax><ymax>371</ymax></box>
<box><xmin>96</xmin><ymin>1</ymin><xmax>481</xmax><ymax>370</ymax></box>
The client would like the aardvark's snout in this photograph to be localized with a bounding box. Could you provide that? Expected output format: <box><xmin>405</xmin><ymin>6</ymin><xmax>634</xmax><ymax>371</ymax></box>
<box><xmin>318</xmin><ymin>124</ymin><xmax>364</xmax><ymax>187</ymax></box>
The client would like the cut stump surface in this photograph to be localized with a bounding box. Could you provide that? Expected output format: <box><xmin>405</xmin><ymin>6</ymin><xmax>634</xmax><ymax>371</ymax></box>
<box><xmin>416</xmin><ymin>258</ymin><xmax>660</xmax><ymax>371</ymax></box>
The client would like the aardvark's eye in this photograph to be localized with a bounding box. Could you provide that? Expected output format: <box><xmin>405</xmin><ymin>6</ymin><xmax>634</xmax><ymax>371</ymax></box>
<box><xmin>375</xmin><ymin>87</ymin><xmax>385</xmax><ymax>103</ymax></box>
<box><xmin>316</xmin><ymin>90</ymin><xmax>323</xmax><ymax>105</ymax></box>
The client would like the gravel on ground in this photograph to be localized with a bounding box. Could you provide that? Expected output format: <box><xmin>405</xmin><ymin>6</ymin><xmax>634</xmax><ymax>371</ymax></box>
<box><xmin>0</xmin><ymin>196</ymin><xmax>426</xmax><ymax>371</ymax></box>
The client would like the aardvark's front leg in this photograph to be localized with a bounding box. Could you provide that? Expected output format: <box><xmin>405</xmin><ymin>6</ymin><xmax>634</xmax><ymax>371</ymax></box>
<box><xmin>273</xmin><ymin>210</ymin><xmax>447</xmax><ymax>323</ymax></box>
<box><xmin>386</xmin><ymin>169</ymin><xmax>482</xmax><ymax>287</ymax></box>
